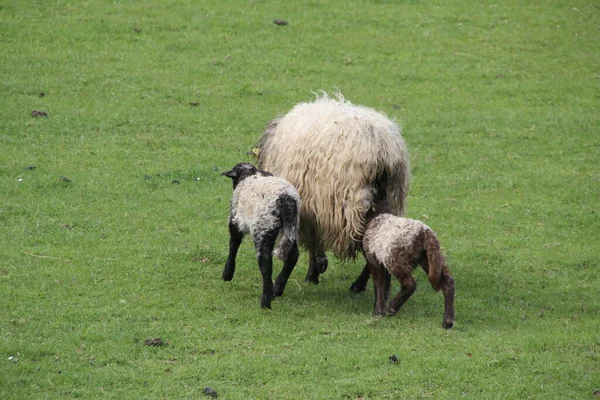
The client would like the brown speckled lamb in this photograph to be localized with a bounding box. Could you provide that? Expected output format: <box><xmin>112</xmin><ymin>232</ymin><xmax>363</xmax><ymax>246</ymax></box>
<box><xmin>362</xmin><ymin>212</ymin><xmax>455</xmax><ymax>329</ymax></box>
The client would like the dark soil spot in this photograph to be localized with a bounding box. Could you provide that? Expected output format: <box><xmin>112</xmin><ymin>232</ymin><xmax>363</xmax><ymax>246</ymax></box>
<box><xmin>144</xmin><ymin>338</ymin><xmax>166</xmax><ymax>347</ymax></box>
<box><xmin>24</xmin><ymin>165</ymin><xmax>36</xmax><ymax>170</ymax></box>
<box><xmin>273</xmin><ymin>19</ymin><xmax>288</xmax><ymax>26</ymax></box>
<box><xmin>39</xmin><ymin>92</ymin><xmax>45</xmax><ymax>98</ymax></box>
<box><xmin>203</xmin><ymin>387</ymin><xmax>218</xmax><ymax>398</ymax></box>
<box><xmin>171</xmin><ymin>179</ymin><xmax>180</xmax><ymax>184</ymax></box>
<box><xmin>593</xmin><ymin>390</ymin><xmax>600</xmax><ymax>398</ymax></box>
<box><xmin>389</xmin><ymin>354</ymin><xmax>399</xmax><ymax>364</ymax></box>
<box><xmin>144</xmin><ymin>175</ymin><xmax>152</xmax><ymax>180</ymax></box>
<box><xmin>31</xmin><ymin>110</ymin><xmax>48</xmax><ymax>118</ymax></box>
<box><xmin>59</xmin><ymin>177</ymin><xmax>72</xmax><ymax>183</ymax></box>
<box><xmin>212</xmin><ymin>166</ymin><xmax>219</xmax><ymax>172</ymax></box>
<box><xmin>132</xmin><ymin>27</ymin><xmax>142</xmax><ymax>33</ymax></box>
<box><xmin>189</xmin><ymin>102</ymin><xmax>200</xmax><ymax>107</ymax></box>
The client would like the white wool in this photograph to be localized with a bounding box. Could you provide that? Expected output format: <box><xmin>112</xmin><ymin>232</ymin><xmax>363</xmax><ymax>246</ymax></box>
<box><xmin>230</xmin><ymin>175</ymin><xmax>300</xmax><ymax>244</ymax></box>
<box><xmin>259</xmin><ymin>92</ymin><xmax>409</xmax><ymax>259</ymax></box>
<box><xmin>363</xmin><ymin>215</ymin><xmax>429</xmax><ymax>268</ymax></box>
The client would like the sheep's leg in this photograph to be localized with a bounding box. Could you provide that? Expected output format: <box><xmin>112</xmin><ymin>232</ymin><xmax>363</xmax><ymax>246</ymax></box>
<box><xmin>223</xmin><ymin>222</ymin><xmax>244</xmax><ymax>281</ymax></box>
<box><xmin>440</xmin><ymin>269</ymin><xmax>455</xmax><ymax>329</ymax></box>
<box><xmin>387</xmin><ymin>273</ymin><xmax>416</xmax><ymax>316</ymax></box>
<box><xmin>256</xmin><ymin>230</ymin><xmax>278</xmax><ymax>309</ymax></box>
<box><xmin>349</xmin><ymin>264</ymin><xmax>371</xmax><ymax>293</ymax></box>
<box><xmin>367</xmin><ymin>262</ymin><xmax>387</xmax><ymax>316</ymax></box>
<box><xmin>305</xmin><ymin>249</ymin><xmax>327</xmax><ymax>284</ymax></box>
<box><xmin>274</xmin><ymin>241</ymin><xmax>299</xmax><ymax>297</ymax></box>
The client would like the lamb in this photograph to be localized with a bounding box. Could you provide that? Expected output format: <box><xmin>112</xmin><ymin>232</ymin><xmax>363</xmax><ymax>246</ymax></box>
<box><xmin>256</xmin><ymin>93</ymin><xmax>410</xmax><ymax>288</ymax></box>
<box><xmin>221</xmin><ymin>163</ymin><xmax>301</xmax><ymax>309</ymax></box>
<box><xmin>362</xmin><ymin>207</ymin><xmax>455</xmax><ymax>329</ymax></box>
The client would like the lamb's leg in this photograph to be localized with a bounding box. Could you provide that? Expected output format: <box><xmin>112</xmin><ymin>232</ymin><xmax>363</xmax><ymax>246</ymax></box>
<box><xmin>256</xmin><ymin>230</ymin><xmax>278</xmax><ymax>309</ymax></box>
<box><xmin>305</xmin><ymin>248</ymin><xmax>327</xmax><ymax>284</ymax></box>
<box><xmin>440</xmin><ymin>269</ymin><xmax>455</xmax><ymax>329</ymax></box>
<box><xmin>387</xmin><ymin>273</ymin><xmax>416</xmax><ymax>316</ymax></box>
<box><xmin>274</xmin><ymin>241</ymin><xmax>299</xmax><ymax>297</ymax></box>
<box><xmin>384</xmin><ymin>270</ymin><xmax>392</xmax><ymax>301</ymax></box>
<box><xmin>367</xmin><ymin>262</ymin><xmax>387</xmax><ymax>316</ymax></box>
<box><xmin>349</xmin><ymin>264</ymin><xmax>371</xmax><ymax>293</ymax></box>
<box><xmin>223</xmin><ymin>222</ymin><xmax>243</xmax><ymax>281</ymax></box>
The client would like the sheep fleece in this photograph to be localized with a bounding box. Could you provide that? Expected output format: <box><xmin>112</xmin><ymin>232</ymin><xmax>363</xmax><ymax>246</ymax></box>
<box><xmin>258</xmin><ymin>93</ymin><xmax>409</xmax><ymax>259</ymax></box>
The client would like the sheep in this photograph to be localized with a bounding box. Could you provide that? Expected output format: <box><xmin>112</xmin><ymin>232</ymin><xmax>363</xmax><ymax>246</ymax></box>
<box><xmin>362</xmin><ymin>206</ymin><xmax>455</xmax><ymax>329</ymax></box>
<box><xmin>256</xmin><ymin>92</ymin><xmax>410</xmax><ymax>288</ymax></box>
<box><xmin>221</xmin><ymin>163</ymin><xmax>301</xmax><ymax>309</ymax></box>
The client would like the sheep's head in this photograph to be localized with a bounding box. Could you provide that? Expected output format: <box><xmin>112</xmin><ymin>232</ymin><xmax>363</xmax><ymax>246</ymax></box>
<box><xmin>222</xmin><ymin>163</ymin><xmax>272</xmax><ymax>189</ymax></box>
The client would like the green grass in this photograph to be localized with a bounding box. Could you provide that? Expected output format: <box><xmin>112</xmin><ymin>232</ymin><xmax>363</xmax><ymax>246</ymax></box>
<box><xmin>1</xmin><ymin>0</ymin><xmax>599</xmax><ymax>398</ymax></box>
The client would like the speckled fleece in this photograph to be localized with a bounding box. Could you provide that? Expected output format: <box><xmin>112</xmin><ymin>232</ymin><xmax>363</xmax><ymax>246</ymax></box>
<box><xmin>362</xmin><ymin>214</ymin><xmax>430</xmax><ymax>269</ymax></box>
<box><xmin>230</xmin><ymin>174</ymin><xmax>300</xmax><ymax>245</ymax></box>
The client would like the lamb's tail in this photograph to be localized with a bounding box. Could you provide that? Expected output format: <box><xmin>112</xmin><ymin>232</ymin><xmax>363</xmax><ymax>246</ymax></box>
<box><xmin>423</xmin><ymin>229</ymin><xmax>443</xmax><ymax>291</ymax></box>
<box><xmin>273</xmin><ymin>194</ymin><xmax>300</xmax><ymax>261</ymax></box>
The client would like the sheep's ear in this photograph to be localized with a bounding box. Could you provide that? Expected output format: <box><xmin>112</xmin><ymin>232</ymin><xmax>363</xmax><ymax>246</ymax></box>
<box><xmin>221</xmin><ymin>170</ymin><xmax>237</xmax><ymax>179</ymax></box>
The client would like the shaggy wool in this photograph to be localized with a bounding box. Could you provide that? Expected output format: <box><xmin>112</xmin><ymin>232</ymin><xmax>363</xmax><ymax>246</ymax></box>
<box><xmin>258</xmin><ymin>93</ymin><xmax>410</xmax><ymax>259</ymax></box>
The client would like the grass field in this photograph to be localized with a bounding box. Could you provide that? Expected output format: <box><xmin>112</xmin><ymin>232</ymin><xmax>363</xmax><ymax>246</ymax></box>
<box><xmin>1</xmin><ymin>1</ymin><xmax>599</xmax><ymax>398</ymax></box>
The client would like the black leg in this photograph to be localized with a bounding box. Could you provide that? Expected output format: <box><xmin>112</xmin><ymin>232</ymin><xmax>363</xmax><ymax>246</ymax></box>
<box><xmin>256</xmin><ymin>229</ymin><xmax>278</xmax><ymax>309</ymax></box>
<box><xmin>274</xmin><ymin>241</ymin><xmax>299</xmax><ymax>297</ymax></box>
<box><xmin>350</xmin><ymin>264</ymin><xmax>371</xmax><ymax>293</ymax></box>
<box><xmin>305</xmin><ymin>249</ymin><xmax>326</xmax><ymax>284</ymax></box>
<box><xmin>223</xmin><ymin>222</ymin><xmax>243</xmax><ymax>281</ymax></box>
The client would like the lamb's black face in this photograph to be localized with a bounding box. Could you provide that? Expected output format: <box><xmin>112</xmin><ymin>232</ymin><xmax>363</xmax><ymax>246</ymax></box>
<box><xmin>222</xmin><ymin>163</ymin><xmax>272</xmax><ymax>188</ymax></box>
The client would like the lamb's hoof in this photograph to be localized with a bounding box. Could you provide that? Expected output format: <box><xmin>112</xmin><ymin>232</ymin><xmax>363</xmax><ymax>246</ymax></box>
<box><xmin>222</xmin><ymin>272</ymin><xmax>234</xmax><ymax>281</ymax></box>
<box><xmin>443</xmin><ymin>320</ymin><xmax>454</xmax><ymax>329</ymax></box>
<box><xmin>260</xmin><ymin>301</ymin><xmax>272</xmax><ymax>309</ymax></box>
<box><xmin>386</xmin><ymin>308</ymin><xmax>398</xmax><ymax>317</ymax></box>
<box><xmin>273</xmin><ymin>284</ymin><xmax>284</xmax><ymax>297</ymax></box>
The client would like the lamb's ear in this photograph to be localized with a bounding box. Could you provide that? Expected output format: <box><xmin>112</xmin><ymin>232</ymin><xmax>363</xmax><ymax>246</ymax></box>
<box><xmin>221</xmin><ymin>170</ymin><xmax>237</xmax><ymax>179</ymax></box>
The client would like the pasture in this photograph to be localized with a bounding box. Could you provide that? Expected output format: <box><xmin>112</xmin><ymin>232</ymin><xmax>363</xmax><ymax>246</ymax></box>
<box><xmin>1</xmin><ymin>1</ymin><xmax>598</xmax><ymax>398</ymax></box>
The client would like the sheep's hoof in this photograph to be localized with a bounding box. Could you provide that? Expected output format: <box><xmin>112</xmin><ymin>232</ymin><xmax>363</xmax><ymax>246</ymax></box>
<box><xmin>305</xmin><ymin>274</ymin><xmax>319</xmax><ymax>285</ymax></box>
<box><xmin>373</xmin><ymin>309</ymin><xmax>386</xmax><ymax>317</ymax></box>
<box><xmin>386</xmin><ymin>308</ymin><xmax>398</xmax><ymax>316</ymax></box>
<box><xmin>317</xmin><ymin>257</ymin><xmax>328</xmax><ymax>273</ymax></box>
<box><xmin>349</xmin><ymin>281</ymin><xmax>366</xmax><ymax>293</ymax></box>
<box><xmin>443</xmin><ymin>320</ymin><xmax>454</xmax><ymax>329</ymax></box>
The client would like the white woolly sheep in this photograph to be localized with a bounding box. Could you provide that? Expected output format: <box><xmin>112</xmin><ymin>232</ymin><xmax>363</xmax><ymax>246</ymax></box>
<box><xmin>222</xmin><ymin>163</ymin><xmax>301</xmax><ymax>309</ymax></box>
<box><xmin>362</xmin><ymin>207</ymin><xmax>455</xmax><ymax>329</ymax></box>
<box><xmin>256</xmin><ymin>93</ymin><xmax>410</xmax><ymax>288</ymax></box>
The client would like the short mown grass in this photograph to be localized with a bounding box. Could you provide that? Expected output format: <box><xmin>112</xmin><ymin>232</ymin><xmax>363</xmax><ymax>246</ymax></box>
<box><xmin>1</xmin><ymin>1</ymin><xmax>599</xmax><ymax>398</ymax></box>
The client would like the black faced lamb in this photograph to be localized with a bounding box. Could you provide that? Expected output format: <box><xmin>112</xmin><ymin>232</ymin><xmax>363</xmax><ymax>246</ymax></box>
<box><xmin>362</xmin><ymin>210</ymin><xmax>455</xmax><ymax>329</ymax></box>
<box><xmin>222</xmin><ymin>163</ymin><xmax>301</xmax><ymax>309</ymax></box>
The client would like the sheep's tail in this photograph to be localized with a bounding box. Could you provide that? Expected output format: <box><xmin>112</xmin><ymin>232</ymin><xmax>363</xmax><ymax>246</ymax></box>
<box><xmin>273</xmin><ymin>194</ymin><xmax>300</xmax><ymax>261</ymax></box>
<box><xmin>423</xmin><ymin>229</ymin><xmax>443</xmax><ymax>291</ymax></box>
